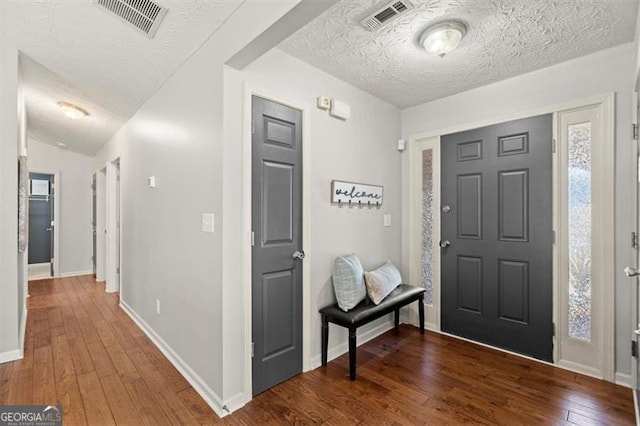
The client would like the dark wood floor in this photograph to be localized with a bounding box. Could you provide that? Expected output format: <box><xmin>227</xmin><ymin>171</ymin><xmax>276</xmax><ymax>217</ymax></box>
<box><xmin>0</xmin><ymin>276</ymin><xmax>635</xmax><ymax>425</ymax></box>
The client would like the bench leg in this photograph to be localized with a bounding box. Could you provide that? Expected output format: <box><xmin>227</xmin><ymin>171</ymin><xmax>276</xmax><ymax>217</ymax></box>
<box><xmin>418</xmin><ymin>296</ymin><xmax>425</xmax><ymax>335</ymax></box>
<box><xmin>348</xmin><ymin>327</ymin><xmax>357</xmax><ymax>380</ymax></box>
<box><xmin>394</xmin><ymin>308</ymin><xmax>400</xmax><ymax>328</ymax></box>
<box><xmin>321</xmin><ymin>315</ymin><xmax>329</xmax><ymax>366</ymax></box>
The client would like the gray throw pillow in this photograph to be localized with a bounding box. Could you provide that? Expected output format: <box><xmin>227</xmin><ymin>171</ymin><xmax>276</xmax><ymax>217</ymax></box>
<box><xmin>364</xmin><ymin>261</ymin><xmax>402</xmax><ymax>305</ymax></box>
<box><xmin>332</xmin><ymin>255</ymin><xmax>366</xmax><ymax>312</ymax></box>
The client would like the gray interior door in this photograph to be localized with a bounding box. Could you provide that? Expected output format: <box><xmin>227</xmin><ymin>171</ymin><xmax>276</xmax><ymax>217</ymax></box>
<box><xmin>252</xmin><ymin>96</ymin><xmax>303</xmax><ymax>395</ymax></box>
<box><xmin>441</xmin><ymin>114</ymin><xmax>553</xmax><ymax>362</ymax></box>
<box><xmin>28</xmin><ymin>173</ymin><xmax>53</xmax><ymax>265</ymax></box>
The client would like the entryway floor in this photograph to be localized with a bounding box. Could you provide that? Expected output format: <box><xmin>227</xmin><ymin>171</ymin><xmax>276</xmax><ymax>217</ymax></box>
<box><xmin>0</xmin><ymin>275</ymin><xmax>635</xmax><ymax>425</ymax></box>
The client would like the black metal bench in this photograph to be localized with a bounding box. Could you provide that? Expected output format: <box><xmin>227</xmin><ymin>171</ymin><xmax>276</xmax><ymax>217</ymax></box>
<box><xmin>319</xmin><ymin>284</ymin><xmax>425</xmax><ymax>380</ymax></box>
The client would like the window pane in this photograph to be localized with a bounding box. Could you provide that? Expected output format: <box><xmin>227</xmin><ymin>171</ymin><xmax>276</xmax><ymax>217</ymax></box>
<box><xmin>422</xmin><ymin>149</ymin><xmax>434</xmax><ymax>305</ymax></box>
<box><xmin>568</xmin><ymin>122</ymin><xmax>591</xmax><ymax>342</ymax></box>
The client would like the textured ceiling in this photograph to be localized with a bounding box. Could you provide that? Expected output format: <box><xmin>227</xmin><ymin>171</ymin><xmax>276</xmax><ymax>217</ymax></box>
<box><xmin>1</xmin><ymin>0</ymin><xmax>242</xmax><ymax>156</ymax></box>
<box><xmin>280</xmin><ymin>0</ymin><xmax>639</xmax><ymax>108</ymax></box>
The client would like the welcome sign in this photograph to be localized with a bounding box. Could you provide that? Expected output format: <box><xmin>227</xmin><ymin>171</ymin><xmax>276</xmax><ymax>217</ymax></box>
<box><xmin>331</xmin><ymin>180</ymin><xmax>383</xmax><ymax>206</ymax></box>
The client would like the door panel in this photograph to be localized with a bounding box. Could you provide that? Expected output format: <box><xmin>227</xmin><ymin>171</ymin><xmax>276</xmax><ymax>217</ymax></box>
<box><xmin>441</xmin><ymin>114</ymin><xmax>553</xmax><ymax>362</ymax></box>
<box><xmin>252</xmin><ymin>96</ymin><xmax>303</xmax><ymax>396</ymax></box>
<box><xmin>28</xmin><ymin>173</ymin><xmax>53</xmax><ymax>265</ymax></box>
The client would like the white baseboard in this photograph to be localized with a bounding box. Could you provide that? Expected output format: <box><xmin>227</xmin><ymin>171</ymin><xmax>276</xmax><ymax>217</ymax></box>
<box><xmin>19</xmin><ymin>307</ymin><xmax>27</xmax><ymax>356</ymax></box>
<box><xmin>615</xmin><ymin>372</ymin><xmax>632</xmax><ymax>388</ymax></box>
<box><xmin>223</xmin><ymin>391</ymin><xmax>248</xmax><ymax>414</ymax></box>
<box><xmin>310</xmin><ymin>319</ymin><xmax>395</xmax><ymax>369</ymax></box>
<box><xmin>633</xmin><ymin>389</ymin><xmax>639</xmax><ymax>425</ymax></box>
<box><xmin>58</xmin><ymin>270</ymin><xmax>93</xmax><ymax>278</ymax></box>
<box><xmin>0</xmin><ymin>349</ymin><xmax>22</xmax><ymax>364</ymax></box>
<box><xmin>119</xmin><ymin>301</ymin><xmax>227</xmax><ymax>418</ymax></box>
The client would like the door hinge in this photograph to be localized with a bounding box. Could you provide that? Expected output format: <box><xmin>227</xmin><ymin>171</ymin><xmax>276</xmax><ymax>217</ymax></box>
<box><xmin>632</xmin><ymin>340</ymin><xmax>637</xmax><ymax>357</ymax></box>
<box><xmin>633</xmin><ymin>123</ymin><xmax>639</xmax><ymax>141</ymax></box>
<box><xmin>116</xmin><ymin>267</ymin><xmax>120</xmax><ymax>274</ymax></box>
<box><xmin>632</xmin><ymin>232</ymin><xmax>639</xmax><ymax>249</ymax></box>
<box><xmin>251</xmin><ymin>120</ymin><xmax>255</xmax><ymax>135</ymax></box>
<box><xmin>251</xmin><ymin>231</ymin><xmax>255</xmax><ymax>247</ymax></box>
<box><xmin>552</xmin><ymin>322</ymin><xmax>556</xmax><ymax>337</ymax></box>
<box><xmin>552</xmin><ymin>230</ymin><xmax>556</xmax><ymax>245</ymax></box>
<box><xmin>251</xmin><ymin>342</ymin><xmax>255</xmax><ymax>358</ymax></box>
<box><xmin>552</xmin><ymin>138</ymin><xmax>557</xmax><ymax>153</ymax></box>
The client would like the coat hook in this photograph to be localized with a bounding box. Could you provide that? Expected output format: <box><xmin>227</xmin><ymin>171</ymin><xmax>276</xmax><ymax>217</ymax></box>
<box><xmin>348</xmin><ymin>199</ymin><xmax>352</xmax><ymax>206</ymax></box>
<box><xmin>367</xmin><ymin>201</ymin><xmax>371</xmax><ymax>207</ymax></box>
<box><xmin>376</xmin><ymin>201</ymin><xmax>380</xmax><ymax>208</ymax></box>
<box><xmin>338</xmin><ymin>199</ymin><xmax>341</xmax><ymax>206</ymax></box>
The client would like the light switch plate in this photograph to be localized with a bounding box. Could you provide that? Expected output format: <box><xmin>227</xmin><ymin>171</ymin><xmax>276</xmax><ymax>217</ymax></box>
<box><xmin>202</xmin><ymin>213</ymin><xmax>215</xmax><ymax>233</ymax></box>
<box><xmin>148</xmin><ymin>176</ymin><xmax>156</xmax><ymax>188</ymax></box>
<box><xmin>384</xmin><ymin>214</ymin><xmax>391</xmax><ymax>227</ymax></box>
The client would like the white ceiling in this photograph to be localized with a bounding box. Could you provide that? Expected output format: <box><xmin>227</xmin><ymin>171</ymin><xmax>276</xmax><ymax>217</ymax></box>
<box><xmin>279</xmin><ymin>0</ymin><xmax>639</xmax><ymax>108</ymax></box>
<box><xmin>1</xmin><ymin>0</ymin><xmax>242</xmax><ymax>156</ymax></box>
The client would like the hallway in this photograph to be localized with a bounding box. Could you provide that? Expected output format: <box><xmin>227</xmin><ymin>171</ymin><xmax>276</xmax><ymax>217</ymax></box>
<box><xmin>0</xmin><ymin>276</ymin><xmax>636</xmax><ymax>425</ymax></box>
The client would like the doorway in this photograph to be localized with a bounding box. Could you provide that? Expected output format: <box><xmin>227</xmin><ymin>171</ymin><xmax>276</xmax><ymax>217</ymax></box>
<box><xmin>251</xmin><ymin>96</ymin><xmax>303</xmax><ymax>396</ymax></box>
<box><xmin>106</xmin><ymin>159</ymin><xmax>121</xmax><ymax>293</ymax></box>
<box><xmin>27</xmin><ymin>172</ymin><xmax>54</xmax><ymax>280</ymax></box>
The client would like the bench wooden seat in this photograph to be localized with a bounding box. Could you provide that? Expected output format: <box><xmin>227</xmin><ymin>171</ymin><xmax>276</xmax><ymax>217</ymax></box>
<box><xmin>320</xmin><ymin>284</ymin><xmax>425</xmax><ymax>380</ymax></box>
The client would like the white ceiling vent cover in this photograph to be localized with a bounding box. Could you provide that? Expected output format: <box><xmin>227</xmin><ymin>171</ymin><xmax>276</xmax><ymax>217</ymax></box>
<box><xmin>96</xmin><ymin>0</ymin><xmax>168</xmax><ymax>38</ymax></box>
<box><xmin>360</xmin><ymin>0</ymin><xmax>414</xmax><ymax>31</ymax></box>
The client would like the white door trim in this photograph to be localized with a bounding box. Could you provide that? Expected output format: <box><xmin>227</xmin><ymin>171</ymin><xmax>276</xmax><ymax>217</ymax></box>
<box><xmin>404</xmin><ymin>92</ymin><xmax>615</xmax><ymax>381</ymax></box>
<box><xmin>241</xmin><ymin>83</ymin><xmax>312</xmax><ymax>400</ymax></box>
<box><xmin>105</xmin><ymin>159</ymin><xmax>121</xmax><ymax>293</ymax></box>
<box><xmin>27</xmin><ymin>168</ymin><xmax>60</xmax><ymax>279</ymax></box>
<box><xmin>96</xmin><ymin>168</ymin><xmax>107</xmax><ymax>282</ymax></box>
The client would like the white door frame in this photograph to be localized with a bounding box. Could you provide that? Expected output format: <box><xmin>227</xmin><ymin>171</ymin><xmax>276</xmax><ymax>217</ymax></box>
<box><xmin>404</xmin><ymin>92</ymin><xmax>615</xmax><ymax>381</ymax></box>
<box><xmin>241</xmin><ymin>83</ymin><xmax>312</xmax><ymax>399</ymax></box>
<box><xmin>27</xmin><ymin>168</ymin><xmax>60</xmax><ymax>279</ymax></box>
<box><xmin>96</xmin><ymin>168</ymin><xmax>107</xmax><ymax>282</ymax></box>
<box><xmin>105</xmin><ymin>159</ymin><xmax>121</xmax><ymax>293</ymax></box>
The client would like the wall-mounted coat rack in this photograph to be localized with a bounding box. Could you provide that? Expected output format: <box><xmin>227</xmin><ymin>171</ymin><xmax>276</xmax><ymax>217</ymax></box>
<box><xmin>331</xmin><ymin>180</ymin><xmax>383</xmax><ymax>208</ymax></box>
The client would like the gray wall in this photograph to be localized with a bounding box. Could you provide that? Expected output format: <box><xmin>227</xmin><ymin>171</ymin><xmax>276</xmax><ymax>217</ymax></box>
<box><xmin>401</xmin><ymin>43</ymin><xmax>635</xmax><ymax>379</ymax></box>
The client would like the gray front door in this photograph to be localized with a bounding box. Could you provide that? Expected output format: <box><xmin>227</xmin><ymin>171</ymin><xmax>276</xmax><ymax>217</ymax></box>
<box><xmin>441</xmin><ymin>114</ymin><xmax>553</xmax><ymax>362</ymax></box>
<box><xmin>28</xmin><ymin>173</ymin><xmax>53</xmax><ymax>265</ymax></box>
<box><xmin>251</xmin><ymin>96</ymin><xmax>303</xmax><ymax>395</ymax></box>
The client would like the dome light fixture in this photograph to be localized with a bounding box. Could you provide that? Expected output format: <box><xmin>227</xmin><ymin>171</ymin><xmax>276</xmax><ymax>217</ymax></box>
<box><xmin>419</xmin><ymin>20</ymin><xmax>467</xmax><ymax>57</ymax></box>
<box><xmin>58</xmin><ymin>101</ymin><xmax>89</xmax><ymax>119</ymax></box>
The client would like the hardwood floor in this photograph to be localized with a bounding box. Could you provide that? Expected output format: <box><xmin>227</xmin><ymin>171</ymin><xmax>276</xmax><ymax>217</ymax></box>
<box><xmin>0</xmin><ymin>275</ymin><xmax>635</xmax><ymax>425</ymax></box>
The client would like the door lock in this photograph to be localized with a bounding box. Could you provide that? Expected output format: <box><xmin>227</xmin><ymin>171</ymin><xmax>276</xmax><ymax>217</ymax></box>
<box><xmin>293</xmin><ymin>250</ymin><xmax>305</xmax><ymax>260</ymax></box>
<box><xmin>439</xmin><ymin>240</ymin><xmax>451</xmax><ymax>248</ymax></box>
<box><xmin>625</xmin><ymin>266</ymin><xmax>640</xmax><ymax>277</ymax></box>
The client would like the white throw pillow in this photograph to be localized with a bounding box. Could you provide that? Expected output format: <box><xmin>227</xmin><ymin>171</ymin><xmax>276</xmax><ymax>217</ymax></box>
<box><xmin>364</xmin><ymin>261</ymin><xmax>402</xmax><ymax>305</ymax></box>
<box><xmin>332</xmin><ymin>255</ymin><xmax>366</xmax><ymax>311</ymax></box>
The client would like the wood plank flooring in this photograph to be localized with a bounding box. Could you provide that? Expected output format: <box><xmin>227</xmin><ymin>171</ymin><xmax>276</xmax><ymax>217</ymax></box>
<box><xmin>0</xmin><ymin>275</ymin><xmax>635</xmax><ymax>425</ymax></box>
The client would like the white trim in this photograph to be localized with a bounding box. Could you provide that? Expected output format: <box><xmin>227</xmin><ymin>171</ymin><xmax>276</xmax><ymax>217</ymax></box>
<box><xmin>407</xmin><ymin>136</ymin><xmax>440</xmax><ymax>330</ymax></box>
<box><xmin>96</xmin><ymin>168</ymin><xmax>107</xmax><ymax>282</ymax></box>
<box><xmin>616</xmin><ymin>372</ymin><xmax>632</xmax><ymax>388</ymax></box>
<box><xmin>105</xmin><ymin>159</ymin><xmax>120</xmax><ymax>293</ymax></box>
<box><xmin>19</xmin><ymin>305</ymin><xmax>27</xmax><ymax>358</ymax></box>
<box><xmin>0</xmin><ymin>349</ymin><xmax>22</xmax><ymax>364</ymax></box>
<box><xmin>27</xmin><ymin>169</ymin><xmax>60</xmax><ymax>278</ymax></box>
<box><xmin>58</xmin><ymin>270</ymin><xmax>94</xmax><ymax>278</ymax></box>
<box><xmin>120</xmin><ymin>301</ymin><xmax>227</xmax><ymax>418</ymax></box>
<box><xmin>404</xmin><ymin>92</ymin><xmax>616</xmax><ymax>381</ymax></box>
<box><xmin>241</xmin><ymin>83</ymin><xmax>312</xmax><ymax>400</ymax></box>
<box><xmin>633</xmin><ymin>390</ymin><xmax>639</xmax><ymax>425</ymax></box>
<box><xmin>310</xmin><ymin>320</ymin><xmax>395</xmax><ymax>369</ymax></box>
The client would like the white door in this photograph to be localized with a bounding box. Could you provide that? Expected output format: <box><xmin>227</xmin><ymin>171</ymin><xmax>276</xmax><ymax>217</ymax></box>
<box><xmin>628</xmin><ymin>92</ymin><xmax>640</xmax><ymax>391</ymax></box>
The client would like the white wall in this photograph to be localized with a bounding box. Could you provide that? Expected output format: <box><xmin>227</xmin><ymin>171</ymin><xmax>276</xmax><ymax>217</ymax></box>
<box><xmin>222</xmin><ymin>48</ymin><xmax>402</xmax><ymax>402</ymax></box>
<box><xmin>92</xmin><ymin>2</ymin><xmax>301</xmax><ymax>414</ymax></box>
<box><xmin>1</xmin><ymin>41</ymin><xmax>21</xmax><ymax>361</ymax></box>
<box><xmin>28</xmin><ymin>139</ymin><xmax>93</xmax><ymax>276</ymax></box>
<box><xmin>401</xmin><ymin>43</ymin><xmax>635</xmax><ymax>378</ymax></box>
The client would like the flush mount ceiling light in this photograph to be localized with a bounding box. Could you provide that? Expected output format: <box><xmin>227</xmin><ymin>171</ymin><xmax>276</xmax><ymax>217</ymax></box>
<box><xmin>57</xmin><ymin>101</ymin><xmax>89</xmax><ymax>120</ymax></box>
<box><xmin>419</xmin><ymin>20</ymin><xmax>466</xmax><ymax>57</ymax></box>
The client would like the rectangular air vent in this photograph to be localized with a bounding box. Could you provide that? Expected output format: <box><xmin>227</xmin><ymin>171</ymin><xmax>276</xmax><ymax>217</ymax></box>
<box><xmin>360</xmin><ymin>0</ymin><xmax>414</xmax><ymax>31</ymax></box>
<box><xmin>96</xmin><ymin>0</ymin><xmax>168</xmax><ymax>38</ymax></box>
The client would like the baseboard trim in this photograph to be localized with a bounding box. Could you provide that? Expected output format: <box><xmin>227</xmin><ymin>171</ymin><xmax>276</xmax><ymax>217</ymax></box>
<box><xmin>119</xmin><ymin>301</ymin><xmax>227</xmax><ymax>418</ymax></box>
<box><xmin>19</xmin><ymin>307</ymin><xmax>27</xmax><ymax>356</ymax></box>
<box><xmin>0</xmin><ymin>349</ymin><xmax>22</xmax><ymax>364</ymax></box>
<box><xmin>58</xmin><ymin>270</ymin><xmax>93</xmax><ymax>278</ymax></box>
<box><xmin>223</xmin><ymin>391</ymin><xmax>248</xmax><ymax>414</ymax></box>
<box><xmin>633</xmin><ymin>389</ymin><xmax>639</xmax><ymax>425</ymax></box>
<box><xmin>615</xmin><ymin>372</ymin><xmax>632</xmax><ymax>388</ymax></box>
<box><xmin>310</xmin><ymin>319</ymin><xmax>395</xmax><ymax>369</ymax></box>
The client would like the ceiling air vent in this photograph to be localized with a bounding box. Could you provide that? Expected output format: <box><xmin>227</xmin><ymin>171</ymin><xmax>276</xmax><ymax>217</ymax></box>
<box><xmin>360</xmin><ymin>0</ymin><xmax>414</xmax><ymax>31</ymax></box>
<box><xmin>96</xmin><ymin>0</ymin><xmax>168</xmax><ymax>38</ymax></box>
